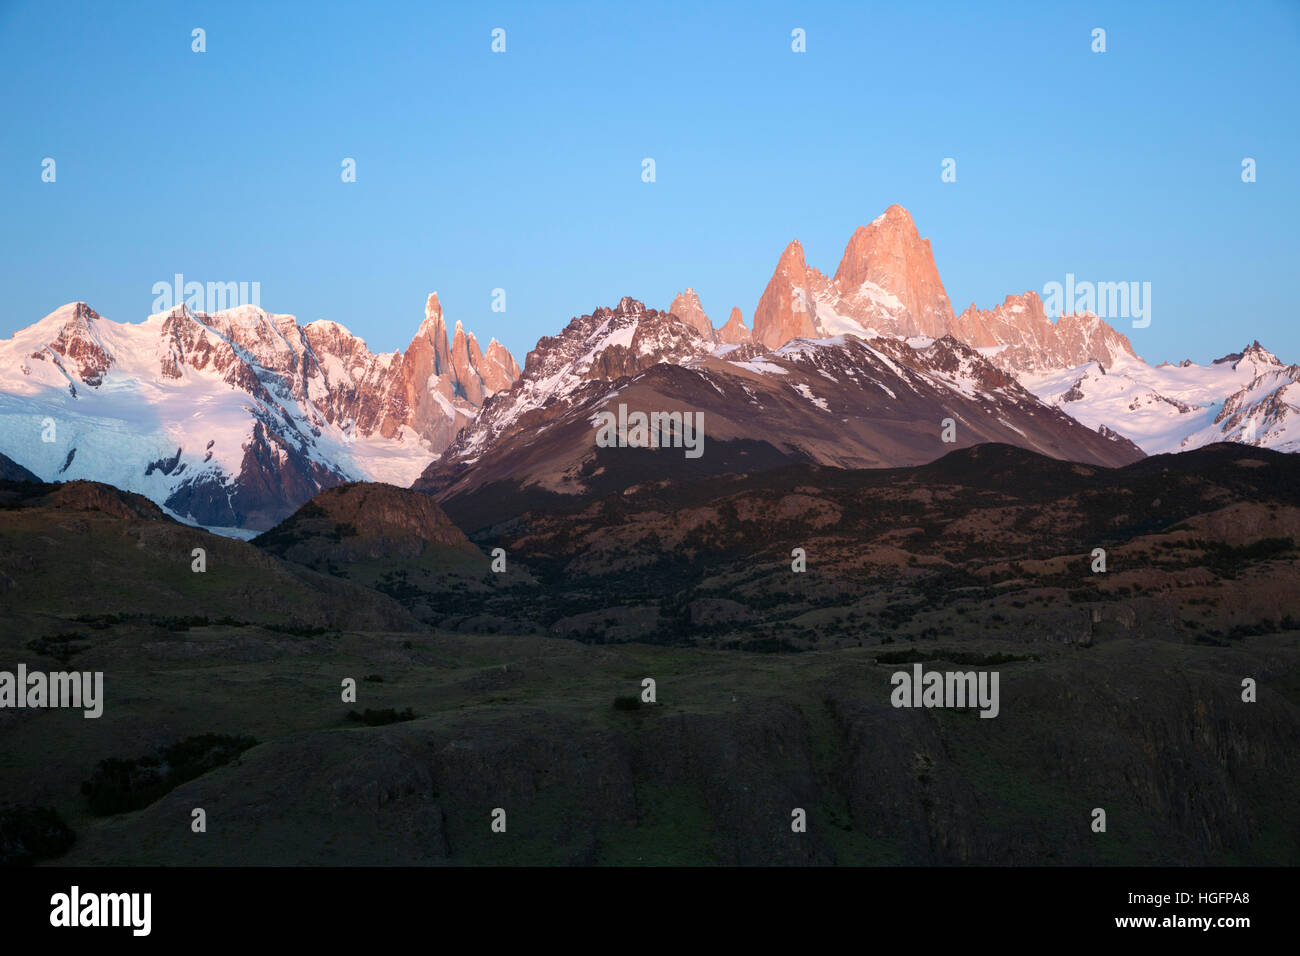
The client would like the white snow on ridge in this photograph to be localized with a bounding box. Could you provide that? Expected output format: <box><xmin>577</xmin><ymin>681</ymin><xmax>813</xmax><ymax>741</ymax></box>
<box><xmin>1021</xmin><ymin>350</ymin><xmax>1300</xmax><ymax>454</ymax></box>
<box><xmin>810</xmin><ymin>299</ymin><xmax>872</xmax><ymax>339</ymax></box>
<box><xmin>729</xmin><ymin>357</ymin><xmax>789</xmax><ymax>376</ymax></box>
<box><xmin>791</xmin><ymin>382</ymin><xmax>830</xmax><ymax>411</ymax></box>
<box><xmin>0</xmin><ymin>302</ymin><xmax>439</xmax><ymax>524</ymax></box>
<box><xmin>429</xmin><ymin>386</ymin><xmax>460</xmax><ymax>423</ymax></box>
<box><xmin>335</xmin><ymin>427</ymin><xmax>436</xmax><ymax>486</ymax></box>
<box><xmin>855</xmin><ymin>280</ymin><xmax>905</xmax><ymax>314</ymax></box>
<box><xmin>774</xmin><ymin>335</ymin><xmax>849</xmax><ymax>359</ymax></box>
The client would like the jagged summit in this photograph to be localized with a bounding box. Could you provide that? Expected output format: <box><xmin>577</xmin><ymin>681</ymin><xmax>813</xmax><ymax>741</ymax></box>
<box><xmin>752</xmin><ymin>207</ymin><xmax>952</xmax><ymax>349</ymax></box>
<box><xmin>952</xmin><ymin>291</ymin><xmax>1140</xmax><ymax>373</ymax></box>
<box><xmin>415</xmin><ymin>305</ymin><xmax>1143</xmax><ymax>509</ymax></box>
<box><xmin>668</xmin><ymin>288</ymin><xmax>715</xmax><ymax>340</ymax></box>
<box><xmin>4</xmin><ymin>207</ymin><xmax>1294</xmax><ymax>535</ymax></box>
<box><xmin>1214</xmin><ymin>340</ymin><xmax>1282</xmax><ymax>368</ymax></box>
<box><xmin>718</xmin><ymin>306</ymin><xmax>751</xmax><ymax>345</ymax></box>
<box><xmin>831</xmin><ymin>204</ymin><xmax>953</xmax><ymax>337</ymax></box>
<box><xmin>753</xmin><ymin>239</ymin><xmax>819</xmax><ymax>348</ymax></box>
<box><xmin>613</xmin><ymin>296</ymin><xmax>647</xmax><ymax>316</ymax></box>
<box><xmin>0</xmin><ymin>293</ymin><xmax>520</xmax><ymax>530</ymax></box>
<box><xmin>751</xmin><ymin>206</ymin><xmax>1141</xmax><ymax>377</ymax></box>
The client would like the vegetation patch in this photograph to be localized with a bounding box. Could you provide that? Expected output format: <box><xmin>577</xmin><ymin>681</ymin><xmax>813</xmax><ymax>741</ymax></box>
<box><xmin>81</xmin><ymin>734</ymin><xmax>259</xmax><ymax>816</ymax></box>
<box><xmin>875</xmin><ymin>649</ymin><xmax>1030</xmax><ymax>666</ymax></box>
<box><xmin>0</xmin><ymin>804</ymin><xmax>76</xmax><ymax>865</ymax></box>
<box><xmin>345</xmin><ymin>707</ymin><xmax>418</xmax><ymax>726</ymax></box>
<box><xmin>26</xmin><ymin>632</ymin><xmax>89</xmax><ymax>663</ymax></box>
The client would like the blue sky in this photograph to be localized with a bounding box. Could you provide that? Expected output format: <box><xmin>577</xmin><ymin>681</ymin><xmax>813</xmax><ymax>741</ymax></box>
<box><xmin>2</xmin><ymin>0</ymin><xmax>1297</xmax><ymax>365</ymax></box>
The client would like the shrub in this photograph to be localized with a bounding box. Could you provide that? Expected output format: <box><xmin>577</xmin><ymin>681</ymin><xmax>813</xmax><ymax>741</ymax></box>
<box><xmin>875</xmin><ymin>649</ymin><xmax>1029</xmax><ymax>666</ymax></box>
<box><xmin>26</xmin><ymin>633</ymin><xmax>88</xmax><ymax>663</ymax></box>
<box><xmin>0</xmin><ymin>804</ymin><xmax>76</xmax><ymax>865</ymax></box>
<box><xmin>81</xmin><ymin>734</ymin><xmax>259</xmax><ymax>816</ymax></box>
<box><xmin>345</xmin><ymin>707</ymin><xmax>417</xmax><ymax>726</ymax></box>
<box><xmin>74</xmin><ymin>613</ymin><xmax>123</xmax><ymax>629</ymax></box>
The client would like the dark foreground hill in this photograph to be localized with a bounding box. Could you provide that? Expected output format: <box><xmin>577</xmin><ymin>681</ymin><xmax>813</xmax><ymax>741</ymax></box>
<box><xmin>7</xmin><ymin>628</ymin><xmax>1295</xmax><ymax>866</ymax></box>
<box><xmin>0</xmin><ymin>451</ymin><xmax>39</xmax><ymax>483</ymax></box>
<box><xmin>0</xmin><ymin>477</ymin><xmax>416</xmax><ymax>632</ymax></box>
<box><xmin>0</xmin><ymin>445</ymin><xmax>1297</xmax><ymax>865</ymax></box>
<box><xmin>255</xmin><ymin>481</ymin><xmax>480</xmax><ymax>567</ymax></box>
<box><xmin>395</xmin><ymin>442</ymin><xmax>1300</xmax><ymax>648</ymax></box>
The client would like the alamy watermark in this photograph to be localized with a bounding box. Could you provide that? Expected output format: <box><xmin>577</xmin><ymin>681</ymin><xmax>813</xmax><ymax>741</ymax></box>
<box><xmin>890</xmin><ymin>663</ymin><xmax>999</xmax><ymax>718</ymax></box>
<box><xmin>594</xmin><ymin>403</ymin><xmax>704</xmax><ymax>459</ymax></box>
<box><xmin>1042</xmin><ymin>273</ymin><xmax>1151</xmax><ymax>329</ymax></box>
<box><xmin>0</xmin><ymin>664</ymin><xmax>103</xmax><ymax>718</ymax></box>
<box><xmin>50</xmin><ymin>886</ymin><xmax>150</xmax><ymax>936</ymax></box>
<box><xmin>151</xmin><ymin>273</ymin><xmax>262</xmax><ymax>317</ymax></box>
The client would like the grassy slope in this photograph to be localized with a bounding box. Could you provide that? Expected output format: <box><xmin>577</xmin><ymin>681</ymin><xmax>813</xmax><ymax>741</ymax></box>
<box><xmin>2</xmin><ymin>624</ymin><xmax>1292</xmax><ymax>866</ymax></box>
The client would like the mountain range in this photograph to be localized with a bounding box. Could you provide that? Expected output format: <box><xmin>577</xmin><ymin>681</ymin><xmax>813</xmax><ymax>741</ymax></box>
<box><xmin>2</xmin><ymin>204</ymin><xmax>1295</xmax><ymax>530</ymax></box>
<box><xmin>0</xmin><ymin>294</ymin><xmax>520</xmax><ymax>530</ymax></box>
<box><xmin>412</xmin><ymin>295</ymin><xmax>1142</xmax><ymax>527</ymax></box>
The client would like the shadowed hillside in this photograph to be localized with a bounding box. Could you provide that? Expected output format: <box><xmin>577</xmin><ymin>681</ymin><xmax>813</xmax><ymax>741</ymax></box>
<box><xmin>404</xmin><ymin>444</ymin><xmax>1300</xmax><ymax>647</ymax></box>
<box><xmin>1</xmin><ymin>445</ymin><xmax>1297</xmax><ymax>866</ymax></box>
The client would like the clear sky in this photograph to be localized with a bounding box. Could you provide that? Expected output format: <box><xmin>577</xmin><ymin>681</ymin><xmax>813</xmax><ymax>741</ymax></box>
<box><xmin>2</xmin><ymin>0</ymin><xmax>1297</xmax><ymax>366</ymax></box>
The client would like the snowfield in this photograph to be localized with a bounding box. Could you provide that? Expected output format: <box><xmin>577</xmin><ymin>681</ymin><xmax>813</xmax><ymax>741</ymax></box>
<box><xmin>0</xmin><ymin>302</ymin><xmax>454</xmax><ymax>532</ymax></box>
<box><xmin>1022</xmin><ymin>346</ymin><xmax>1300</xmax><ymax>454</ymax></box>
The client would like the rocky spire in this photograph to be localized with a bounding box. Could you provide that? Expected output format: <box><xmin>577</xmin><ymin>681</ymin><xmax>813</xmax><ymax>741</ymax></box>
<box><xmin>953</xmin><ymin>291</ymin><xmax>1139</xmax><ymax>373</ymax></box>
<box><xmin>752</xmin><ymin>240</ymin><xmax>820</xmax><ymax>348</ymax></box>
<box><xmin>717</xmin><ymin>306</ymin><xmax>751</xmax><ymax>345</ymax></box>
<box><xmin>831</xmin><ymin>204</ymin><xmax>954</xmax><ymax>338</ymax></box>
<box><xmin>668</xmin><ymin>288</ymin><xmax>716</xmax><ymax>339</ymax></box>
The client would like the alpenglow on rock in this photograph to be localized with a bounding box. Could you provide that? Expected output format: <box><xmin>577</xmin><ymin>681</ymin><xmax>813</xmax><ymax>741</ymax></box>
<box><xmin>0</xmin><ymin>294</ymin><xmax>520</xmax><ymax>531</ymax></box>
<box><xmin>717</xmin><ymin>306</ymin><xmax>752</xmax><ymax>345</ymax></box>
<box><xmin>414</xmin><ymin>294</ymin><xmax>1145</xmax><ymax>514</ymax></box>
<box><xmin>750</xmin><ymin>204</ymin><xmax>1138</xmax><ymax>375</ymax></box>
<box><xmin>668</xmin><ymin>288</ymin><xmax>716</xmax><ymax>340</ymax></box>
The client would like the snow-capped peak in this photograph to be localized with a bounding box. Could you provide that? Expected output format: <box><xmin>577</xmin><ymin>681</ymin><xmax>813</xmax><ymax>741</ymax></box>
<box><xmin>1214</xmin><ymin>340</ymin><xmax>1283</xmax><ymax>370</ymax></box>
<box><xmin>0</xmin><ymin>294</ymin><xmax>521</xmax><ymax>532</ymax></box>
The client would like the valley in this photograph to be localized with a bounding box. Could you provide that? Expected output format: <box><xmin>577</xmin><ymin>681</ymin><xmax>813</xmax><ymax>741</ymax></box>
<box><xmin>1</xmin><ymin>442</ymin><xmax>1297</xmax><ymax>866</ymax></box>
